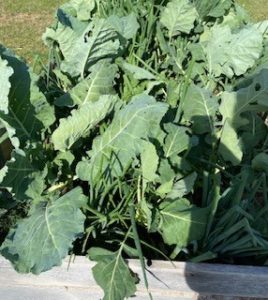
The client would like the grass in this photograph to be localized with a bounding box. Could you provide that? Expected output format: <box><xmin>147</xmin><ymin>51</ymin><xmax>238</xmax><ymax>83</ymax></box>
<box><xmin>0</xmin><ymin>0</ymin><xmax>268</xmax><ymax>64</ymax></box>
<box><xmin>237</xmin><ymin>0</ymin><xmax>268</xmax><ymax>21</ymax></box>
<box><xmin>0</xmin><ymin>0</ymin><xmax>65</xmax><ymax>63</ymax></box>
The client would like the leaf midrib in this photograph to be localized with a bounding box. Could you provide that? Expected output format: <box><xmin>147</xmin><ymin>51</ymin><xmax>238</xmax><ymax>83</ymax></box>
<box><xmin>161</xmin><ymin>211</ymin><xmax>206</xmax><ymax>225</ymax></box>
<box><xmin>82</xmin><ymin>64</ymin><xmax>105</xmax><ymax>105</ymax></box>
<box><xmin>45</xmin><ymin>206</ymin><xmax>61</xmax><ymax>259</ymax></box>
<box><xmin>90</xmin><ymin>103</ymin><xmax>162</xmax><ymax>161</ymax></box>
<box><xmin>165</xmin><ymin>127</ymin><xmax>181</xmax><ymax>157</ymax></box>
<box><xmin>9</xmin><ymin>107</ymin><xmax>31</xmax><ymax>139</ymax></box>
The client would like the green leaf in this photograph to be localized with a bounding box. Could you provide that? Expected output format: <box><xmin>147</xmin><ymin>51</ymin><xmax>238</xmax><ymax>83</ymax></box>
<box><xmin>220</xmin><ymin>69</ymin><xmax>268</xmax><ymax>128</ymax></box>
<box><xmin>254</xmin><ymin>20</ymin><xmax>268</xmax><ymax>37</ymax></box>
<box><xmin>240</xmin><ymin>114</ymin><xmax>267</xmax><ymax>151</ymax></box>
<box><xmin>221</xmin><ymin>4</ymin><xmax>249</xmax><ymax>29</ymax></box>
<box><xmin>88</xmin><ymin>247</ymin><xmax>115</xmax><ymax>261</ymax></box>
<box><xmin>194</xmin><ymin>0</ymin><xmax>232</xmax><ymax>19</ymax></box>
<box><xmin>163</xmin><ymin>124</ymin><xmax>190</xmax><ymax>158</ymax></box>
<box><xmin>55</xmin><ymin>62</ymin><xmax>118</xmax><ymax>107</ymax></box>
<box><xmin>54</xmin><ymin>151</ymin><xmax>75</xmax><ymax>167</ymax></box>
<box><xmin>219</xmin><ymin>120</ymin><xmax>243</xmax><ymax>166</ymax></box>
<box><xmin>121</xmin><ymin>62</ymin><xmax>156</xmax><ymax>80</ymax></box>
<box><xmin>1</xmin><ymin>187</ymin><xmax>87</xmax><ymax>274</ymax></box>
<box><xmin>158</xmin><ymin>159</ymin><xmax>175</xmax><ymax>184</ymax></box>
<box><xmin>0</xmin><ymin>118</ymin><xmax>20</xmax><ymax>153</ymax></box>
<box><xmin>167</xmin><ymin>172</ymin><xmax>197</xmax><ymax>200</ymax></box>
<box><xmin>166</xmin><ymin>80</ymin><xmax>181</xmax><ymax>107</ymax></box>
<box><xmin>252</xmin><ymin>153</ymin><xmax>268</xmax><ymax>174</ymax></box>
<box><xmin>88</xmin><ymin>247</ymin><xmax>137</xmax><ymax>300</ymax></box>
<box><xmin>0</xmin><ymin>48</ymin><xmax>55</xmax><ymax>145</ymax></box>
<box><xmin>122</xmin><ymin>244</ymin><xmax>139</xmax><ymax>258</ymax></box>
<box><xmin>141</xmin><ymin>141</ymin><xmax>159</xmax><ymax>185</ymax></box>
<box><xmin>183</xmin><ymin>84</ymin><xmax>218</xmax><ymax>134</ymax></box>
<box><xmin>156</xmin><ymin>180</ymin><xmax>174</xmax><ymax>196</ymax></box>
<box><xmin>76</xmin><ymin>94</ymin><xmax>168</xmax><ymax>184</ymax></box>
<box><xmin>137</xmin><ymin>198</ymin><xmax>155</xmax><ymax>231</ymax></box>
<box><xmin>25</xmin><ymin>168</ymin><xmax>48</xmax><ymax>203</ymax></box>
<box><xmin>108</xmin><ymin>13</ymin><xmax>139</xmax><ymax>40</ymax></box>
<box><xmin>0</xmin><ymin>165</ymin><xmax>8</xmax><ymax>184</ymax></box>
<box><xmin>45</xmin><ymin>15</ymin><xmax>121</xmax><ymax>77</ymax></box>
<box><xmin>169</xmin><ymin>155</ymin><xmax>193</xmax><ymax>173</ymax></box>
<box><xmin>0</xmin><ymin>56</ymin><xmax>13</xmax><ymax>114</ymax></box>
<box><xmin>159</xmin><ymin>198</ymin><xmax>209</xmax><ymax>247</ymax></box>
<box><xmin>200</xmin><ymin>25</ymin><xmax>263</xmax><ymax>78</ymax></box>
<box><xmin>0</xmin><ymin>150</ymin><xmax>42</xmax><ymax>201</ymax></box>
<box><xmin>160</xmin><ymin>0</ymin><xmax>197</xmax><ymax>37</ymax></box>
<box><xmin>52</xmin><ymin>95</ymin><xmax>117</xmax><ymax>151</ymax></box>
<box><xmin>66</xmin><ymin>0</ymin><xmax>95</xmax><ymax>21</ymax></box>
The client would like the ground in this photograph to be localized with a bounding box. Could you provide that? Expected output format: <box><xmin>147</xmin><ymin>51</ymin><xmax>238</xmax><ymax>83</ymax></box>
<box><xmin>0</xmin><ymin>0</ymin><xmax>268</xmax><ymax>64</ymax></box>
<box><xmin>0</xmin><ymin>0</ymin><xmax>64</xmax><ymax>63</ymax></box>
<box><xmin>238</xmin><ymin>0</ymin><xmax>268</xmax><ymax>21</ymax></box>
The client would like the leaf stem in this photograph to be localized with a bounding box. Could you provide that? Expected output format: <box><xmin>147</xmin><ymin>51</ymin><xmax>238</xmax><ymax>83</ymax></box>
<box><xmin>129</xmin><ymin>202</ymin><xmax>152</xmax><ymax>300</ymax></box>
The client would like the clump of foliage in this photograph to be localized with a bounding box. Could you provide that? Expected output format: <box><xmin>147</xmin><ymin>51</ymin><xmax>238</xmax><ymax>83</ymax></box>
<box><xmin>1</xmin><ymin>0</ymin><xmax>268</xmax><ymax>299</ymax></box>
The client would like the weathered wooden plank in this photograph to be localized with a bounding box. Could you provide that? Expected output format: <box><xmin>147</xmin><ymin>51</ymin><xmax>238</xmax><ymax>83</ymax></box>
<box><xmin>199</xmin><ymin>295</ymin><xmax>267</xmax><ymax>300</ymax></box>
<box><xmin>0</xmin><ymin>286</ymin><xmax>197</xmax><ymax>300</ymax></box>
<box><xmin>0</xmin><ymin>286</ymin><xmax>83</xmax><ymax>300</ymax></box>
<box><xmin>0</xmin><ymin>256</ymin><xmax>267</xmax><ymax>299</ymax></box>
<box><xmin>184</xmin><ymin>262</ymin><xmax>268</xmax><ymax>298</ymax></box>
<box><xmin>0</xmin><ymin>257</ymin><xmax>197</xmax><ymax>300</ymax></box>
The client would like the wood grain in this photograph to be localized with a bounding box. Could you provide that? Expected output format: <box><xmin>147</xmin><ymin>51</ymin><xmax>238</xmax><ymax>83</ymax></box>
<box><xmin>0</xmin><ymin>256</ymin><xmax>267</xmax><ymax>299</ymax></box>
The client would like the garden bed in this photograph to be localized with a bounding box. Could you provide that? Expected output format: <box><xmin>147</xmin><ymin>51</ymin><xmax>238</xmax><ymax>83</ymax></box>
<box><xmin>1</xmin><ymin>1</ymin><xmax>268</xmax><ymax>300</ymax></box>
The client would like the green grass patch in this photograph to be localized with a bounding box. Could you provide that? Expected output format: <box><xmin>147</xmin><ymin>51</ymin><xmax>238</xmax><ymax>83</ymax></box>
<box><xmin>237</xmin><ymin>0</ymin><xmax>268</xmax><ymax>21</ymax></box>
<box><xmin>0</xmin><ymin>0</ymin><xmax>64</xmax><ymax>63</ymax></box>
<box><xmin>0</xmin><ymin>0</ymin><xmax>64</xmax><ymax>14</ymax></box>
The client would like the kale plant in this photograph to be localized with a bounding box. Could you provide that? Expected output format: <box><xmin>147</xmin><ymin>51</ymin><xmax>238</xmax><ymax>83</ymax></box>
<box><xmin>1</xmin><ymin>0</ymin><xmax>268</xmax><ymax>299</ymax></box>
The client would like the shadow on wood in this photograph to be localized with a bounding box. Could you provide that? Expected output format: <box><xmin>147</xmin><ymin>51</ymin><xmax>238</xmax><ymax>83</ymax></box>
<box><xmin>0</xmin><ymin>256</ymin><xmax>268</xmax><ymax>299</ymax></box>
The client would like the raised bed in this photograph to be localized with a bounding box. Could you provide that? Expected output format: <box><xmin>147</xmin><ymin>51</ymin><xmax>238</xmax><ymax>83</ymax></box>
<box><xmin>0</xmin><ymin>256</ymin><xmax>267</xmax><ymax>300</ymax></box>
<box><xmin>1</xmin><ymin>1</ymin><xmax>268</xmax><ymax>300</ymax></box>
